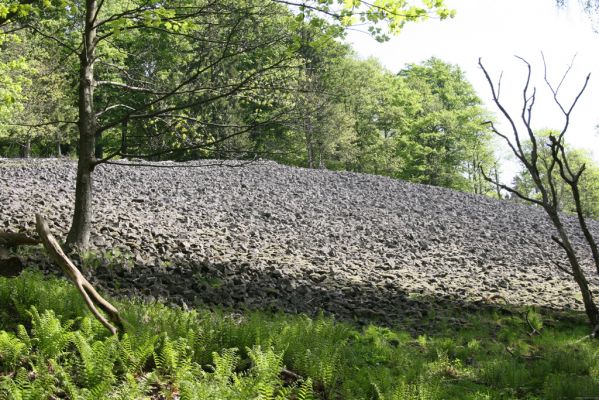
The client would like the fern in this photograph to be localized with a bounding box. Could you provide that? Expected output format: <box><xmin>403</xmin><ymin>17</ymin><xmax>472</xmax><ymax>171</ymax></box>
<box><xmin>297</xmin><ymin>378</ymin><xmax>314</xmax><ymax>400</ymax></box>
<box><xmin>50</xmin><ymin>359</ymin><xmax>79</xmax><ymax>400</ymax></box>
<box><xmin>15</xmin><ymin>325</ymin><xmax>31</xmax><ymax>352</ymax></box>
<box><xmin>111</xmin><ymin>371</ymin><xmax>153</xmax><ymax>400</ymax></box>
<box><xmin>71</xmin><ymin>331</ymin><xmax>119</xmax><ymax>396</ymax></box>
<box><xmin>5</xmin><ymin>363</ymin><xmax>59</xmax><ymax>400</ymax></box>
<box><xmin>0</xmin><ymin>376</ymin><xmax>24</xmax><ymax>400</ymax></box>
<box><xmin>119</xmin><ymin>333</ymin><xmax>155</xmax><ymax>373</ymax></box>
<box><xmin>0</xmin><ymin>331</ymin><xmax>27</xmax><ymax>372</ymax></box>
<box><xmin>28</xmin><ymin>306</ymin><xmax>73</xmax><ymax>360</ymax></box>
<box><xmin>249</xmin><ymin>345</ymin><xmax>284</xmax><ymax>383</ymax></box>
<box><xmin>212</xmin><ymin>347</ymin><xmax>239</xmax><ymax>384</ymax></box>
<box><xmin>390</xmin><ymin>377</ymin><xmax>440</xmax><ymax>400</ymax></box>
<box><xmin>154</xmin><ymin>334</ymin><xmax>191</xmax><ymax>375</ymax></box>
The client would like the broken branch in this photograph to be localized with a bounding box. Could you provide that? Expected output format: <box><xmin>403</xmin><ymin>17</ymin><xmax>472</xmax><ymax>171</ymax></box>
<box><xmin>35</xmin><ymin>214</ymin><xmax>124</xmax><ymax>335</ymax></box>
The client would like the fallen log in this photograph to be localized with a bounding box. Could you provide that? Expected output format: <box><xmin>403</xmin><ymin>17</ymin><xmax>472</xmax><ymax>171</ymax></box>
<box><xmin>35</xmin><ymin>214</ymin><xmax>124</xmax><ymax>336</ymax></box>
<box><xmin>0</xmin><ymin>231</ymin><xmax>40</xmax><ymax>247</ymax></box>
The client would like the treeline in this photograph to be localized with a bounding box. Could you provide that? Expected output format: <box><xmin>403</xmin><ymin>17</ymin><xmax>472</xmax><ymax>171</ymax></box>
<box><xmin>0</xmin><ymin>0</ymin><xmax>499</xmax><ymax>195</ymax></box>
<box><xmin>1</xmin><ymin>0</ymin><xmax>598</xmax><ymax>209</ymax></box>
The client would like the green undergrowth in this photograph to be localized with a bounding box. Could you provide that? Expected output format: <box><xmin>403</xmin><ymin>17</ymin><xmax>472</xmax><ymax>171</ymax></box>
<box><xmin>0</xmin><ymin>271</ymin><xmax>598</xmax><ymax>399</ymax></box>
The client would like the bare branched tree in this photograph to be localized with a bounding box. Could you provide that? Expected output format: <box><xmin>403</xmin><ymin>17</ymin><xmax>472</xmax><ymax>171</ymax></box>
<box><xmin>478</xmin><ymin>56</ymin><xmax>599</xmax><ymax>334</ymax></box>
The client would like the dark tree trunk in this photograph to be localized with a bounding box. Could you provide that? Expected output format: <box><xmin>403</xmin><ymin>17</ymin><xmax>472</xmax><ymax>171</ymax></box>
<box><xmin>305</xmin><ymin>120</ymin><xmax>314</xmax><ymax>169</ymax></box>
<box><xmin>318</xmin><ymin>141</ymin><xmax>325</xmax><ymax>169</ymax></box>
<box><xmin>306</xmin><ymin>141</ymin><xmax>314</xmax><ymax>168</ymax></box>
<box><xmin>570</xmin><ymin>183</ymin><xmax>599</xmax><ymax>275</ymax></box>
<box><xmin>121</xmin><ymin>118</ymin><xmax>128</xmax><ymax>156</ymax></box>
<box><xmin>56</xmin><ymin>132</ymin><xmax>62</xmax><ymax>157</ymax></box>
<box><xmin>21</xmin><ymin>139</ymin><xmax>31</xmax><ymax>158</ymax></box>
<box><xmin>66</xmin><ymin>0</ymin><xmax>97</xmax><ymax>250</ymax></box>
<box><xmin>95</xmin><ymin>131</ymin><xmax>103</xmax><ymax>159</ymax></box>
<box><xmin>548</xmin><ymin>210</ymin><xmax>599</xmax><ymax>326</ymax></box>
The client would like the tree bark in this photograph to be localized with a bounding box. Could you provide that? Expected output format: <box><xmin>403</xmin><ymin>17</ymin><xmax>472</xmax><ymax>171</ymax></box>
<box><xmin>0</xmin><ymin>231</ymin><xmax>40</xmax><ymax>246</ymax></box>
<box><xmin>569</xmin><ymin>182</ymin><xmax>599</xmax><ymax>275</ymax></box>
<box><xmin>37</xmin><ymin>214</ymin><xmax>123</xmax><ymax>335</ymax></box>
<box><xmin>21</xmin><ymin>138</ymin><xmax>31</xmax><ymax>158</ymax></box>
<box><xmin>121</xmin><ymin>118</ymin><xmax>128</xmax><ymax>156</ymax></box>
<box><xmin>56</xmin><ymin>131</ymin><xmax>62</xmax><ymax>158</ymax></box>
<box><xmin>548</xmin><ymin>210</ymin><xmax>599</xmax><ymax>326</ymax></box>
<box><xmin>305</xmin><ymin>119</ymin><xmax>314</xmax><ymax>169</ymax></box>
<box><xmin>66</xmin><ymin>0</ymin><xmax>98</xmax><ymax>250</ymax></box>
<box><xmin>493</xmin><ymin>164</ymin><xmax>501</xmax><ymax>199</ymax></box>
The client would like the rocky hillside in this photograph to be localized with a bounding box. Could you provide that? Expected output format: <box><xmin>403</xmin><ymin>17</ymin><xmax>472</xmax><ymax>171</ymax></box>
<box><xmin>1</xmin><ymin>158</ymin><xmax>598</xmax><ymax>325</ymax></box>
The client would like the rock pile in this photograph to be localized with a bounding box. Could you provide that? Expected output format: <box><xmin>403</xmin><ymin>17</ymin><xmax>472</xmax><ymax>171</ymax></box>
<box><xmin>1</xmin><ymin>158</ymin><xmax>597</xmax><ymax>325</ymax></box>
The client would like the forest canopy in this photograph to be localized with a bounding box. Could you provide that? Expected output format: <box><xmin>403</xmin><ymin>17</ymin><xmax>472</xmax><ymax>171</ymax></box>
<box><xmin>1</xmin><ymin>0</ymin><xmax>598</xmax><ymax>210</ymax></box>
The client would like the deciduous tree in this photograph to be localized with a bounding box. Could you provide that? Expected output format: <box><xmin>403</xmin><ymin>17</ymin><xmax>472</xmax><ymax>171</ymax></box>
<box><xmin>479</xmin><ymin>55</ymin><xmax>599</xmax><ymax>332</ymax></box>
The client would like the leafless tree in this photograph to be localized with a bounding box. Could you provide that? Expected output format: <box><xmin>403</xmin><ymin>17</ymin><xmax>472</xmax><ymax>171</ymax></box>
<box><xmin>478</xmin><ymin>56</ymin><xmax>599</xmax><ymax>334</ymax></box>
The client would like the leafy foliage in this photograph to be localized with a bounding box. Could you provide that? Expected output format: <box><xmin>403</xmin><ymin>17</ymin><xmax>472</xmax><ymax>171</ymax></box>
<box><xmin>1</xmin><ymin>271</ymin><xmax>598</xmax><ymax>399</ymax></box>
<box><xmin>0</xmin><ymin>0</ymin><xmax>495</xmax><ymax>198</ymax></box>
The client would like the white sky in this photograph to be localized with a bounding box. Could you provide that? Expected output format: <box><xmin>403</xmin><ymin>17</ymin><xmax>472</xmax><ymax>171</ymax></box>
<box><xmin>345</xmin><ymin>0</ymin><xmax>599</xmax><ymax>182</ymax></box>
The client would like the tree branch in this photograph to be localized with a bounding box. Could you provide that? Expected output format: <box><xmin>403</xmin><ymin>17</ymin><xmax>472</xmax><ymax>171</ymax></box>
<box><xmin>35</xmin><ymin>214</ymin><xmax>124</xmax><ymax>336</ymax></box>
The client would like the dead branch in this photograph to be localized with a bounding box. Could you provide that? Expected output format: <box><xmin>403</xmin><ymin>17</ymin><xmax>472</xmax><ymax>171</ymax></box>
<box><xmin>524</xmin><ymin>310</ymin><xmax>541</xmax><ymax>336</ymax></box>
<box><xmin>504</xmin><ymin>345</ymin><xmax>543</xmax><ymax>360</ymax></box>
<box><xmin>0</xmin><ymin>231</ymin><xmax>40</xmax><ymax>247</ymax></box>
<box><xmin>553</xmin><ymin>261</ymin><xmax>574</xmax><ymax>277</ymax></box>
<box><xmin>35</xmin><ymin>214</ymin><xmax>124</xmax><ymax>336</ymax></box>
<box><xmin>480</xmin><ymin>55</ymin><xmax>599</xmax><ymax>330</ymax></box>
<box><xmin>281</xmin><ymin>368</ymin><xmax>302</xmax><ymax>381</ymax></box>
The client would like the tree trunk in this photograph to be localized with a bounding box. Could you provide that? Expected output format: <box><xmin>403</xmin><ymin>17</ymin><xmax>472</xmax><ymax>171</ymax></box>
<box><xmin>318</xmin><ymin>141</ymin><xmax>325</xmax><ymax>169</ymax></box>
<box><xmin>493</xmin><ymin>165</ymin><xmax>501</xmax><ymax>199</ymax></box>
<box><xmin>306</xmin><ymin>141</ymin><xmax>313</xmax><ymax>168</ymax></box>
<box><xmin>66</xmin><ymin>0</ymin><xmax>98</xmax><ymax>250</ymax></box>
<box><xmin>569</xmin><ymin>182</ymin><xmax>599</xmax><ymax>275</ymax></box>
<box><xmin>21</xmin><ymin>138</ymin><xmax>31</xmax><ymax>158</ymax></box>
<box><xmin>56</xmin><ymin>131</ymin><xmax>62</xmax><ymax>158</ymax></box>
<box><xmin>305</xmin><ymin>121</ymin><xmax>314</xmax><ymax>169</ymax></box>
<box><xmin>548</xmin><ymin>210</ymin><xmax>599</xmax><ymax>326</ymax></box>
<box><xmin>121</xmin><ymin>118</ymin><xmax>128</xmax><ymax>156</ymax></box>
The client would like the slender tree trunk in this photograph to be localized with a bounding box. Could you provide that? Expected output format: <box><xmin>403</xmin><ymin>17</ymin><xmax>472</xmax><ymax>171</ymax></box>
<box><xmin>66</xmin><ymin>0</ymin><xmax>98</xmax><ymax>250</ymax></box>
<box><xmin>318</xmin><ymin>142</ymin><xmax>324</xmax><ymax>169</ymax></box>
<box><xmin>21</xmin><ymin>139</ymin><xmax>31</xmax><ymax>158</ymax></box>
<box><xmin>570</xmin><ymin>183</ymin><xmax>599</xmax><ymax>275</ymax></box>
<box><xmin>493</xmin><ymin>165</ymin><xmax>501</xmax><ymax>199</ymax></box>
<box><xmin>121</xmin><ymin>118</ymin><xmax>128</xmax><ymax>156</ymax></box>
<box><xmin>548</xmin><ymin>210</ymin><xmax>599</xmax><ymax>326</ymax></box>
<box><xmin>305</xmin><ymin>119</ymin><xmax>314</xmax><ymax>169</ymax></box>
<box><xmin>56</xmin><ymin>131</ymin><xmax>62</xmax><ymax>158</ymax></box>
<box><xmin>306</xmin><ymin>140</ymin><xmax>313</xmax><ymax>168</ymax></box>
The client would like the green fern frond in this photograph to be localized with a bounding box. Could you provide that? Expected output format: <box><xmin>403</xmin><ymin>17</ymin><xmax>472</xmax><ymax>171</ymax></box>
<box><xmin>297</xmin><ymin>378</ymin><xmax>314</xmax><ymax>400</ymax></box>
<box><xmin>15</xmin><ymin>325</ymin><xmax>31</xmax><ymax>351</ymax></box>
<box><xmin>248</xmin><ymin>345</ymin><xmax>284</xmax><ymax>383</ymax></box>
<box><xmin>0</xmin><ymin>331</ymin><xmax>26</xmax><ymax>372</ymax></box>
<box><xmin>28</xmin><ymin>306</ymin><xmax>73</xmax><ymax>360</ymax></box>
<box><xmin>256</xmin><ymin>380</ymin><xmax>276</xmax><ymax>400</ymax></box>
<box><xmin>212</xmin><ymin>347</ymin><xmax>239</xmax><ymax>384</ymax></box>
<box><xmin>119</xmin><ymin>333</ymin><xmax>155</xmax><ymax>373</ymax></box>
<box><xmin>71</xmin><ymin>331</ymin><xmax>118</xmax><ymax>393</ymax></box>
<box><xmin>49</xmin><ymin>359</ymin><xmax>79</xmax><ymax>400</ymax></box>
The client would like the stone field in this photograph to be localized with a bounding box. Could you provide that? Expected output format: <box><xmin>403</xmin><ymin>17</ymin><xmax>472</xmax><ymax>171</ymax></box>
<box><xmin>1</xmin><ymin>158</ymin><xmax>598</xmax><ymax>326</ymax></box>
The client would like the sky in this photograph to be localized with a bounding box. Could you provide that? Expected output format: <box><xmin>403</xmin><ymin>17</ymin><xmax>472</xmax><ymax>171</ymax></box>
<box><xmin>345</xmin><ymin>0</ymin><xmax>599</xmax><ymax>182</ymax></box>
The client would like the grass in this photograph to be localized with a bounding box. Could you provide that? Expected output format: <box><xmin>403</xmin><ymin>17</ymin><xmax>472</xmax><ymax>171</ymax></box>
<box><xmin>0</xmin><ymin>270</ymin><xmax>598</xmax><ymax>399</ymax></box>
